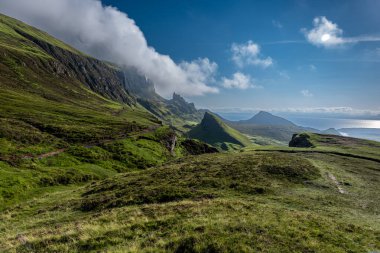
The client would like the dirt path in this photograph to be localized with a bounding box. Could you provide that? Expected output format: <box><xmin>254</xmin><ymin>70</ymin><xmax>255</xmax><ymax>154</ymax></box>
<box><xmin>22</xmin><ymin>149</ymin><xmax>66</xmax><ymax>160</ymax></box>
<box><xmin>327</xmin><ymin>172</ymin><xmax>346</xmax><ymax>194</ymax></box>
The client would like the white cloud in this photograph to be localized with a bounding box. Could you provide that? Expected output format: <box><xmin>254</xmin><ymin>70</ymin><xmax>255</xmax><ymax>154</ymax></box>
<box><xmin>302</xmin><ymin>16</ymin><xmax>380</xmax><ymax>48</ymax></box>
<box><xmin>301</xmin><ymin>89</ymin><xmax>313</xmax><ymax>97</ymax></box>
<box><xmin>221</xmin><ymin>72</ymin><xmax>258</xmax><ymax>90</ymax></box>
<box><xmin>302</xmin><ymin>16</ymin><xmax>344</xmax><ymax>47</ymax></box>
<box><xmin>231</xmin><ymin>41</ymin><xmax>273</xmax><ymax>68</ymax></box>
<box><xmin>0</xmin><ymin>0</ymin><xmax>219</xmax><ymax>97</ymax></box>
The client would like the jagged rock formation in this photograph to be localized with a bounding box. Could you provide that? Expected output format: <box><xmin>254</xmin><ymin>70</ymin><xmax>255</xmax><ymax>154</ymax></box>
<box><xmin>167</xmin><ymin>93</ymin><xmax>198</xmax><ymax>115</ymax></box>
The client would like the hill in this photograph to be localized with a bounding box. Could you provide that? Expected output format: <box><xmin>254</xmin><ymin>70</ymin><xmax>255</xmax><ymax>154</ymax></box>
<box><xmin>188</xmin><ymin>112</ymin><xmax>252</xmax><ymax>150</ymax></box>
<box><xmin>2</xmin><ymin>134</ymin><xmax>379</xmax><ymax>252</ymax></box>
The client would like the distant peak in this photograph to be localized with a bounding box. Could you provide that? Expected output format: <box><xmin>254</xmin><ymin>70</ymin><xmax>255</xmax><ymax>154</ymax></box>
<box><xmin>256</xmin><ymin>111</ymin><xmax>271</xmax><ymax>116</ymax></box>
<box><xmin>242</xmin><ymin>110</ymin><xmax>296</xmax><ymax>127</ymax></box>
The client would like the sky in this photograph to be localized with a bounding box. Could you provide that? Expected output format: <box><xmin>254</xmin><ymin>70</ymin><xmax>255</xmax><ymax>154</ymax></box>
<box><xmin>1</xmin><ymin>0</ymin><xmax>380</xmax><ymax>118</ymax></box>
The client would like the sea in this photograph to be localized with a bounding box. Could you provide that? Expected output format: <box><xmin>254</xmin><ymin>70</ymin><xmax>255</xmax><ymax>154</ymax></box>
<box><xmin>286</xmin><ymin>117</ymin><xmax>380</xmax><ymax>130</ymax></box>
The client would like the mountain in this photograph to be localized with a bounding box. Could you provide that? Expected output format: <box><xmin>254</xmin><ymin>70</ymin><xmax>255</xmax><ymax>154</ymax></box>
<box><xmin>0</xmin><ymin>13</ymin><xmax>216</xmax><ymax>205</ymax></box>
<box><xmin>137</xmin><ymin>92</ymin><xmax>205</xmax><ymax>131</ymax></box>
<box><xmin>240</xmin><ymin>111</ymin><xmax>296</xmax><ymax>126</ymax></box>
<box><xmin>224</xmin><ymin>111</ymin><xmax>305</xmax><ymax>142</ymax></box>
<box><xmin>0</xmin><ymin>13</ymin><xmax>158</xmax><ymax>146</ymax></box>
<box><xmin>321</xmin><ymin>128</ymin><xmax>341</xmax><ymax>135</ymax></box>
<box><xmin>224</xmin><ymin>111</ymin><xmax>341</xmax><ymax>142</ymax></box>
<box><xmin>119</xmin><ymin>65</ymin><xmax>205</xmax><ymax>129</ymax></box>
<box><xmin>0</xmin><ymin>13</ymin><xmax>204</xmax><ymax>137</ymax></box>
<box><xmin>188</xmin><ymin>112</ymin><xmax>251</xmax><ymax>150</ymax></box>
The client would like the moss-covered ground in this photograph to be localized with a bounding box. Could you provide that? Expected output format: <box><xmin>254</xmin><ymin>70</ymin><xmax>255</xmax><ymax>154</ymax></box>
<box><xmin>1</xmin><ymin>144</ymin><xmax>379</xmax><ymax>252</ymax></box>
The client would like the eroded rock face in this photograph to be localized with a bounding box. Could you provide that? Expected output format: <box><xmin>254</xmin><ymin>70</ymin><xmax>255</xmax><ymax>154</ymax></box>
<box><xmin>16</xmin><ymin>29</ymin><xmax>136</xmax><ymax>105</ymax></box>
<box><xmin>289</xmin><ymin>133</ymin><xmax>314</xmax><ymax>148</ymax></box>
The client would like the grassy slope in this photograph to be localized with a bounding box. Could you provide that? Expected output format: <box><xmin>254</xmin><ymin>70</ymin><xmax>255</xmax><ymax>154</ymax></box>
<box><xmin>0</xmin><ymin>13</ymin><xmax>83</xmax><ymax>57</ymax></box>
<box><xmin>1</xmin><ymin>144</ymin><xmax>379</xmax><ymax>252</ymax></box>
<box><xmin>188</xmin><ymin>112</ymin><xmax>252</xmax><ymax>150</ymax></box>
<box><xmin>0</xmin><ymin>15</ymin><xmax>190</xmax><ymax>209</ymax></box>
<box><xmin>253</xmin><ymin>133</ymin><xmax>380</xmax><ymax>161</ymax></box>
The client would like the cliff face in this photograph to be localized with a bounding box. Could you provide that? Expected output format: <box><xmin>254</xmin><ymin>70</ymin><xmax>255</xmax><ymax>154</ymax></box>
<box><xmin>167</xmin><ymin>93</ymin><xmax>198</xmax><ymax>115</ymax></box>
<box><xmin>122</xmin><ymin>67</ymin><xmax>157</xmax><ymax>100</ymax></box>
<box><xmin>16</xmin><ymin>29</ymin><xmax>136</xmax><ymax>105</ymax></box>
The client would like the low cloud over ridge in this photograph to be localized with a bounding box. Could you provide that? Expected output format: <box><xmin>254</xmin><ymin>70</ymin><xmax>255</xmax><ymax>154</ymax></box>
<box><xmin>0</xmin><ymin>0</ymin><xmax>219</xmax><ymax>97</ymax></box>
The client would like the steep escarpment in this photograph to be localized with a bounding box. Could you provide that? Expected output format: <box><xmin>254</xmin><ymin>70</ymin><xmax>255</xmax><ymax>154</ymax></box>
<box><xmin>15</xmin><ymin>29</ymin><xmax>136</xmax><ymax>105</ymax></box>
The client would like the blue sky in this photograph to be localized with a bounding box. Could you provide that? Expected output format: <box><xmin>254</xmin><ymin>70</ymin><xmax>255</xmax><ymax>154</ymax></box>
<box><xmin>101</xmin><ymin>0</ymin><xmax>380</xmax><ymax>115</ymax></box>
<box><xmin>2</xmin><ymin>0</ymin><xmax>380</xmax><ymax>117</ymax></box>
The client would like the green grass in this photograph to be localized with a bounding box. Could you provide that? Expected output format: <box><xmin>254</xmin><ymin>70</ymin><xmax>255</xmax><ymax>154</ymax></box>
<box><xmin>0</xmin><ymin>14</ymin><xmax>83</xmax><ymax>56</ymax></box>
<box><xmin>0</xmin><ymin>125</ymin><xmax>192</xmax><ymax>209</ymax></box>
<box><xmin>253</xmin><ymin>132</ymin><xmax>380</xmax><ymax>162</ymax></box>
<box><xmin>0</xmin><ymin>149</ymin><xmax>379</xmax><ymax>252</ymax></box>
<box><xmin>188</xmin><ymin>112</ymin><xmax>252</xmax><ymax>150</ymax></box>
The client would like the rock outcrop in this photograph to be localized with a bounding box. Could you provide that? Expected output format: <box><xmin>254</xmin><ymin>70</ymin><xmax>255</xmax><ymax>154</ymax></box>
<box><xmin>289</xmin><ymin>133</ymin><xmax>314</xmax><ymax>148</ymax></box>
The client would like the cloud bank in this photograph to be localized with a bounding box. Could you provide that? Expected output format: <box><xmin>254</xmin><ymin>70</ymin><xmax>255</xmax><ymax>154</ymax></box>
<box><xmin>231</xmin><ymin>40</ymin><xmax>273</xmax><ymax>68</ymax></box>
<box><xmin>303</xmin><ymin>16</ymin><xmax>380</xmax><ymax>48</ymax></box>
<box><xmin>0</xmin><ymin>0</ymin><xmax>219</xmax><ymax>97</ymax></box>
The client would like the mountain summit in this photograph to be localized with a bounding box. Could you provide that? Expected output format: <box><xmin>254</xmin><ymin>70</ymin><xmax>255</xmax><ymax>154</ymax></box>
<box><xmin>188</xmin><ymin>112</ymin><xmax>251</xmax><ymax>150</ymax></box>
<box><xmin>242</xmin><ymin>111</ymin><xmax>296</xmax><ymax>127</ymax></box>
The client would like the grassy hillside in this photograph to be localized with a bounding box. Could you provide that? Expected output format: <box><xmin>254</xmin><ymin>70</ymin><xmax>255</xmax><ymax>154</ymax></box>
<box><xmin>0</xmin><ymin>14</ymin><xmax>217</xmax><ymax>210</ymax></box>
<box><xmin>188</xmin><ymin>112</ymin><xmax>252</xmax><ymax>150</ymax></box>
<box><xmin>284</xmin><ymin>132</ymin><xmax>380</xmax><ymax>161</ymax></box>
<box><xmin>1</xmin><ymin>136</ymin><xmax>379</xmax><ymax>252</ymax></box>
<box><xmin>0</xmin><ymin>13</ymin><xmax>153</xmax><ymax>150</ymax></box>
